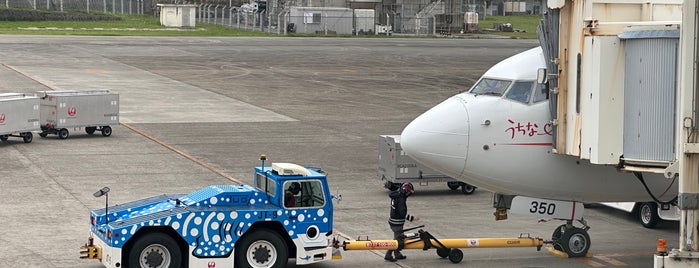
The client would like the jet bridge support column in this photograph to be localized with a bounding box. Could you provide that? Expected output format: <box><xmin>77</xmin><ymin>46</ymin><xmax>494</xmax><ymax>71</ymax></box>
<box><xmin>655</xmin><ymin>0</ymin><xmax>699</xmax><ymax>266</ymax></box>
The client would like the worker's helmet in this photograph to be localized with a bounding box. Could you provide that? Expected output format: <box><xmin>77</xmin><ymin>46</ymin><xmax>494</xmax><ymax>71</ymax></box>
<box><xmin>288</xmin><ymin>182</ymin><xmax>301</xmax><ymax>194</ymax></box>
<box><xmin>400</xmin><ymin>182</ymin><xmax>414</xmax><ymax>196</ymax></box>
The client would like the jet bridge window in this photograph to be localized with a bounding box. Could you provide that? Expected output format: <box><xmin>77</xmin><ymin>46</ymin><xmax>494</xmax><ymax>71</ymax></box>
<box><xmin>505</xmin><ymin>81</ymin><xmax>533</xmax><ymax>104</ymax></box>
<box><xmin>470</xmin><ymin>78</ymin><xmax>511</xmax><ymax>96</ymax></box>
<box><xmin>283</xmin><ymin>180</ymin><xmax>326</xmax><ymax>209</ymax></box>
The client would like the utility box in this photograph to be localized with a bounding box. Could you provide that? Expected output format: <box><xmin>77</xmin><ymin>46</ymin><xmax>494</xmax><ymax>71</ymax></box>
<box><xmin>158</xmin><ymin>4</ymin><xmax>197</xmax><ymax>28</ymax></box>
<box><xmin>464</xmin><ymin>12</ymin><xmax>479</xmax><ymax>33</ymax></box>
<box><xmin>353</xmin><ymin>9</ymin><xmax>375</xmax><ymax>35</ymax></box>
<box><xmin>37</xmin><ymin>90</ymin><xmax>119</xmax><ymax>139</ymax></box>
<box><xmin>378</xmin><ymin>135</ymin><xmax>476</xmax><ymax>194</ymax></box>
<box><xmin>0</xmin><ymin>93</ymin><xmax>40</xmax><ymax>143</ymax></box>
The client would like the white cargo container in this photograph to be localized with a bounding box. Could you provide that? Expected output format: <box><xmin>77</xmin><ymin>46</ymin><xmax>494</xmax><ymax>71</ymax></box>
<box><xmin>353</xmin><ymin>9</ymin><xmax>375</xmax><ymax>35</ymax></box>
<box><xmin>37</xmin><ymin>90</ymin><xmax>119</xmax><ymax>139</ymax></box>
<box><xmin>0</xmin><ymin>93</ymin><xmax>40</xmax><ymax>143</ymax></box>
<box><xmin>378</xmin><ymin>134</ymin><xmax>476</xmax><ymax>194</ymax></box>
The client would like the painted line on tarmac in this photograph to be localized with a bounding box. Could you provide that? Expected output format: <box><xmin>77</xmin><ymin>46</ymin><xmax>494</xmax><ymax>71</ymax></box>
<box><xmin>121</xmin><ymin>122</ymin><xmax>245</xmax><ymax>185</ymax></box>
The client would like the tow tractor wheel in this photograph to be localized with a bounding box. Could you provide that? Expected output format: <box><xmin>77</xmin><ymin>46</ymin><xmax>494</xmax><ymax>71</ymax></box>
<box><xmin>22</xmin><ymin>132</ymin><xmax>32</xmax><ymax>143</ymax></box>
<box><xmin>461</xmin><ymin>183</ymin><xmax>476</xmax><ymax>195</ymax></box>
<box><xmin>128</xmin><ymin>232</ymin><xmax>182</xmax><ymax>268</ymax></box>
<box><xmin>639</xmin><ymin>202</ymin><xmax>660</xmax><ymax>228</ymax></box>
<box><xmin>436</xmin><ymin>247</ymin><xmax>450</xmax><ymax>258</ymax></box>
<box><xmin>58</xmin><ymin>128</ymin><xmax>69</xmax><ymax>139</ymax></box>
<box><xmin>101</xmin><ymin>126</ymin><xmax>112</xmax><ymax>137</ymax></box>
<box><xmin>447</xmin><ymin>182</ymin><xmax>460</xmax><ymax>190</ymax></box>
<box><xmin>551</xmin><ymin>224</ymin><xmax>565</xmax><ymax>251</ymax></box>
<box><xmin>560</xmin><ymin>227</ymin><xmax>591</xmax><ymax>258</ymax></box>
<box><xmin>448</xmin><ymin>248</ymin><xmax>463</xmax><ymax>263</ymax></box>
<box><xmin>0</xmin><ymin>135</ymin><xmax>8</xmax><ymax>141</ymax></box>
<box><xmin>235</xmin><ymin>229</ymin><xmax>288</xmax><ymax>268</ymax></box>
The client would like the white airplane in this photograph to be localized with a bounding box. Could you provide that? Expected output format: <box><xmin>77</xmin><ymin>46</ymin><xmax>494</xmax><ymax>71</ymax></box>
<box><xmin>399</xmin><ymin>46</ymin><xmax>678</xmax><ymax>257</ymax></box>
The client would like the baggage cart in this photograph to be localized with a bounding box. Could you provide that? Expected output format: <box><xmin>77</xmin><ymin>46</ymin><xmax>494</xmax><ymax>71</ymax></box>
<box><xmin>37</xmin><ymin>90</ymin><xmax>119</xmax><ymax>139</ymax></box>
<box><xmin>378</xmin><ymin>135</ymin><xmax>476</xmax><ymax>194</ymax></box>
<box><xmin>0</xmin><ymin>93</ymin><xmax>40</xmax><ymax>143</ymax></box>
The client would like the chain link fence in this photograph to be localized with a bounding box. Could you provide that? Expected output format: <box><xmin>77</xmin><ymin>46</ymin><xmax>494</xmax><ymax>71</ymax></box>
<box><xmin>3</xmin><ymin>0</ymin><xmax>544</xmax><ymax>35</ymax></box>
<box><xmin>3</xmin><ymin>0</ymin><xmax>150</xmax><ymax>14</ymax></box>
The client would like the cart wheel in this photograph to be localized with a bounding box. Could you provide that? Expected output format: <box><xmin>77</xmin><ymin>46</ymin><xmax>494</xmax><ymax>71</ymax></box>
<box><xmin>58</xmin><ymin>128</ymin><xmax>69</xmax><ymax>139</ymax></box>
<box><xmin>639</xmin><ymin>202</ymin><xmax>660</xmax><ymax>228</ymax></box>
<box><xmin>39</xmin><ymin>132</ymin><xmax>48</xmax><ymax>138</ymax></box>
<box><xmin>101</xmin><ymin>126</ymin><xmax>112</xmax><ymax>137</ymax></box>
<box><xmin>448</xmin><ymin>248</ymin><xmax>463</xmax><ymax>263</ymax></box>
<box><xmin>436</xmin><ymin>247</ymin><xmax>450</xmax><ymax>258</ymax></box>
<box><xmin>461</xmin><ymin>183</ymin><xmax>476</xmax><ymax>195</ymax></box>
<box><xmin>447</xmin><ymin>182</ymin><xmax>460</xmax><ymax>190</ymax></box>
<box><xmin>22</xmin><ymin>132</ymin><xmax>33</xmax><ymax>143</ymax></box>
<box><xmin>0</xmin><ymin>135</ymin><xmax>8</xmax><ymax>141</ymax></box>
<box><xmin>85</xmin><ymin>127</ymin><xmax>96</xmax><ymax>135</ymax></box>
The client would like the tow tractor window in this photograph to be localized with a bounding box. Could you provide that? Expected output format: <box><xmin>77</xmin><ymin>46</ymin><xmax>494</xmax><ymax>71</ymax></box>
<box><xmin>505</xmin><ymin>81</ymin><xmax>533</xmax><ymax>104</ymax></box>
<box><xmin>470</xmin><ymin>78</ymin><xmax>512</xmax><ymax>96</ymax></box>
<box><xmin>255</xmin><ymin>173</ymin><xmax>276</xmax><ymax>197</ymax></box>
<box><xmin>283</xmin><ymin>180</ymin><xmax>326</xmax><ymax>209</ymax></box>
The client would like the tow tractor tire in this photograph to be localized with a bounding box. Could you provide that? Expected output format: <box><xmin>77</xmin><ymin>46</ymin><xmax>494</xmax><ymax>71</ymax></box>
<box><xmin>0</xmin><ymin>135</ymin><xmax>7</xmax><ymax>141</ymax></box>
<box><xmin>639</xmin><ymin>202</ymin><xmax>660</xmax><ymax>228</ymax></box>
<box><xmin>436</xmin><ymin>247</ymin><xmax>450</xmax><ymax>258</ymax></box>
<box><xmin>128</xmin><ymin>232</ymin><xmax>182</xmax><ymax>268</ymax></box>
<box><xmin>58</xmin><ymin>128</ymin><xmax>69</xmax><ymax>139</ymax></box>
<box><xmin>22</xmin><ymin>132</ymin><xmax>33</xmax><ymax>143</ymax></box>
<box><xmin>560</xmin><ymin>227</ymin><xmax>591</xmax><ymax>258</ymax></box>
<box><xmin>551</xmin><ymin>224</ymin><xmax>565</xmax><ymax>251</ymax></box>
<box><xmin>85</xmin><ymin>127</ymin><xmax>96</xmax><ymax>135</ymax></box>
<box><xmin>235</xmin><ymin>229</ymin><xmax>288</xmax><ymax>268</ymax></box>
<box><xmin>448</xmin><ymin>248</ymin><xmax>463</xmax><ymax>263</ymax></box>
<box><xmin>461</xmin><ymin>183</ymin><xmax>476</xmax><ymax>195</ymax></box>
<box><xmin>101</xmin><ymin>126</ymin><xmax>112</xmax><ymax>137</ymax></box>
<box><xmin>447</xmin><ymin>182</ymin><xmax>460</xmax><ymax>190</ymax></box>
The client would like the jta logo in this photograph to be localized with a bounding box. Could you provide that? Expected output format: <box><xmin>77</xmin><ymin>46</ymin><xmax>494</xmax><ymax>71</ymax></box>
<box><xmin>68</xmin><ymin>107</ymin><xmax>77</xmax><ymax>117</ymax></box>
<box><xmin>0</xmin><ymin>113</ymin><xmax>5</xmax><ymax>124</ymax></box>
<box><xmin>208</xmin><ymin>261</ymin><xmax>216</xmax><ymax>268</ymax></box>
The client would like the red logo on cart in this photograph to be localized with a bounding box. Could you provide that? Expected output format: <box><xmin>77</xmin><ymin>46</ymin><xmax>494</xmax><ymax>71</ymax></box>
<box><xmin>0</xmin><ymin>113</ymin><xmax>5</xmax><ymax>124</ymax></box>
<box><xmin>68</xmin><ymin>107</ymin><xmax>77</xmax><ymax>117</ymax></box>
<box><xmin>208</xmin><ymin>261</ymin><xmax>216</xmax><ymax>268</ymax></box>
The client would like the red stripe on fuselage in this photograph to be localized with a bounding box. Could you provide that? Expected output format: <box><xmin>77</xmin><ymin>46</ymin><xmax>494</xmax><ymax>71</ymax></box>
<box><xmin>499</xmin><ymin>143</ymin><xmax>553</xmax><ymax>146</ymax></box>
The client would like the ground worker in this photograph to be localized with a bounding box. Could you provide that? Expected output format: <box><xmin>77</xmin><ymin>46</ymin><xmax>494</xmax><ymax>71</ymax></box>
<box><xmin>385</xmin><ymin>182</ymin><xmax>419</xmax><ymax>262</ymax></box>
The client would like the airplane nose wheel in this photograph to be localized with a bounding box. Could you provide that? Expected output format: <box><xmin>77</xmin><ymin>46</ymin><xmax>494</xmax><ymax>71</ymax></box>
<box><xmin>550</xmin><ymin>223</ymin><xmax>591</xmax><ymax>257</ymax></box>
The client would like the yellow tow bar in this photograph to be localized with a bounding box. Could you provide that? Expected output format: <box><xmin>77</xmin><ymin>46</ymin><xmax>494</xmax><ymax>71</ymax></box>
<box><xmin>341</xmin><ymin>226</ymin><xmax>544</xmax><ymax>263</ymax></box>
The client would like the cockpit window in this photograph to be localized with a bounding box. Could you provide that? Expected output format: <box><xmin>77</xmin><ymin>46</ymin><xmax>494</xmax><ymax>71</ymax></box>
<box><xmin>505</xmin><ymin>81</ymin><xmax>533</xmax><ymax>104</ymax></box>
<box><xmin>470</xmin><ymin>78</ymin><xmax>511</xmax><ymax>96</ymax></box>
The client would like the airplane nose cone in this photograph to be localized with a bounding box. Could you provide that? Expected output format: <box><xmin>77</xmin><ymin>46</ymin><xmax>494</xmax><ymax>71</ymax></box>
<box><xmin>400</xmin><ymin>96</ymin><xmax>469</xmax><ymax>176</ymax></box>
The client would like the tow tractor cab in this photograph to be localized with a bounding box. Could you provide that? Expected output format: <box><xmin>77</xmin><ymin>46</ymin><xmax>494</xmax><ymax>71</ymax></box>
<box><xmin>81</xmin><ymin>161</ymin><xmax>334</xmax><ymax>268</ymax></box>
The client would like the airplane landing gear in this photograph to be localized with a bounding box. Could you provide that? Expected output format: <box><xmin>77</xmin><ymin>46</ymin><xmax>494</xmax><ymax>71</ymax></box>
<box><xmin>549</xmin><ymin>219</ymin><xmax>591</xmax><ymax>257</ymax></box>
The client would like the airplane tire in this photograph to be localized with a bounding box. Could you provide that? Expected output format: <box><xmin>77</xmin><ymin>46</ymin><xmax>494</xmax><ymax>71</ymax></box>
<box><xmin>560</xmin><ymin>227</ymin><xmax>590</xmax><ymax>257</ymax></box>
<box><xmin>436</xmin><ymin>247</ymin><xmax>450</xmax><ymax>258</ymax></box>
<box><xmin>128</xmin><ymin>232</ymin><xmax>182</xmax><ymax>268</ymax></box>
<box><xmin>235</xmin><ymin>229</ymin><xmax>288</xmax><ymax>268</ymax></box>
<box><xmin>447</xmin><ymin>182</ymin><xmax>460</xmax><ymax>190</ymax></box>
<box><xmin>448</xmin><ymin>249</ymin><xmax>463</xmax><ymax>263</ymax></box>
<box><xmin>551</xmin><ymin>224</ymin><xmax>565</xmax><ymax>251</ymax></box>
<box><xmin>639</xmin><ymin>202</ymin><xmax>660</xmax><ymax>228</ymax></box>
<box><xmin>85</xmin><ymin>127</ymin><xmax>96</xmax><ymax>135</ymax></box>
<box><xmin>461</xmin><ymin>183</ymin><xmax>476</xmax><ymax>195</ymax></box>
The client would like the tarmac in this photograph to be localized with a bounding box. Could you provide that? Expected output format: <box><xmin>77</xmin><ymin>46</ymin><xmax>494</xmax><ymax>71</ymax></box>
<box><xmin>0</xmin><ymin>35</ymin><xmax>679</xmax><ymax>268</ymax></box>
